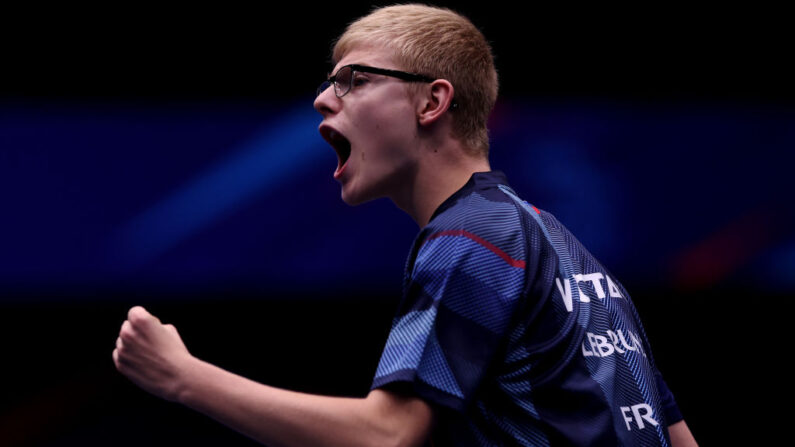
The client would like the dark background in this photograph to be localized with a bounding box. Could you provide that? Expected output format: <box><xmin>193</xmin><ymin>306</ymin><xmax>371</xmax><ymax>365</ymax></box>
<box><xmin>1</xmin><ymin>2</ymin><xmax>792</xmax><ymax>445</ymax></box>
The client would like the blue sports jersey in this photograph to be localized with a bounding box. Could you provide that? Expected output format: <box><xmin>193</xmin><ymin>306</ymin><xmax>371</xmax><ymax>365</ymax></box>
<box><xmin>371</xmin><ymin>171</ymin><xmax>681</xmax><ymax>446</ymax></box>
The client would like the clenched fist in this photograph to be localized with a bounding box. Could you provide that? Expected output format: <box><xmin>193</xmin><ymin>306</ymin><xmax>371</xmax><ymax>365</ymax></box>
<box><xmin>113</xmin><ymin>306</ymin><xmax>195</xmax><ymax>402</ymax></box>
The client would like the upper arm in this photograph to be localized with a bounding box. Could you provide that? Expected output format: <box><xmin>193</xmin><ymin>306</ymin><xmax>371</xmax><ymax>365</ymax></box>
<box><xmin>366</xmin><ymin>389</ymin><xmax>434</xmax><ymax>447</ymax></box>
<box><xmin>372</xmin><ymin>224</ymin><xmax>526</xmax><ymax>408</ymax></box>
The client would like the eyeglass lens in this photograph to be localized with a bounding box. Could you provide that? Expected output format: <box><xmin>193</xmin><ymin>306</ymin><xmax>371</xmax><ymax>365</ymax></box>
<box><xmin>333</xmin><ymin>66</ymin><xmax>353</xmax><ymax>97</ymax></box>
<box><xmin>317</xmin><ymin>66</ymin><xmax>353</xmax><ymax>98</ymax></box>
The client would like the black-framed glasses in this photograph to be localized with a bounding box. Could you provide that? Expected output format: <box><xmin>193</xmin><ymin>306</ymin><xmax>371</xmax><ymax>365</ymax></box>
<box><xmin>317</xmin><ymin>64</ymin><xmax>435</xmax><ymax>98</ymax></box>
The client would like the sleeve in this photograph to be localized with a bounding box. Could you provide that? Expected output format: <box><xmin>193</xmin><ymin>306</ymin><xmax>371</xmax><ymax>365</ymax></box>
<box><xmin>656</xmin><ymin>373</ymin><xmax>684</xmax><ymax>425</ymax></box>
<box><xmin>371</xmin><ymin>227</ymin><xmax>527</xmax><ymax>412</ymax></box>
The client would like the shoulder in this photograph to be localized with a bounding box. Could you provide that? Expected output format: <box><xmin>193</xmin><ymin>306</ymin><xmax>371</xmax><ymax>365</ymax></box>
<box><xmin>418</xmin><ymin>182</ymin><xmax>528</xmax><ymax>270</ymax></box>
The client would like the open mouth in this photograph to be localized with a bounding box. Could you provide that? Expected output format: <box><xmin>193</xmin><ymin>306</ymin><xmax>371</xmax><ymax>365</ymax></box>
<box><xmin>320</xmin><ymin>126</ymin><xmax>352</xmax><ymax>175</ymax></box>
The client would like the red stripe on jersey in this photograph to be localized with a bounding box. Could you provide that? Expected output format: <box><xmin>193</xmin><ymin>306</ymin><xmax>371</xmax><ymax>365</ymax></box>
<box><xmin>425</xmin><ymin>230</ymin><xmax>526</xmax><ymax>269</ymax></box>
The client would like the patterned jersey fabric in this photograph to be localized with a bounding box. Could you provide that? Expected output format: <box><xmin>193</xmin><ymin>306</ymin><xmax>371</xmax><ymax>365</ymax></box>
<box><xmin>371</xmin><ymin>171</ymin><xmax>681</xmax><ymax>446</ymax></box>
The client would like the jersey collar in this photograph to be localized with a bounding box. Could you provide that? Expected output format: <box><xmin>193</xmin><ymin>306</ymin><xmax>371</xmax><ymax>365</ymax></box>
<box><xmin>428</xmin><ymin>170</ymin><xmax>510</xmax><ymax>224</ymax></box>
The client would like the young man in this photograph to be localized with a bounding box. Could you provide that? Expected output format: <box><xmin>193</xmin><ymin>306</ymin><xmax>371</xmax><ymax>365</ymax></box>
<box><xmin>114</xmin><ymin>4</ymin><xmax>697</xmax><ymax>446</ymax></box>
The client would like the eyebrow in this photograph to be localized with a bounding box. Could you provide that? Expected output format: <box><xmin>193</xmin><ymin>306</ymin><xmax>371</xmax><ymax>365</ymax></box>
<box><xmin>337</xmin><ymin>64</ymin><xmax>435</xmax><ymax>82</ymax></box>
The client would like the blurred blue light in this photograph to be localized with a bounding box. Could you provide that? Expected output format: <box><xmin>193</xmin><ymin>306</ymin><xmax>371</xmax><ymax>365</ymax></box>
<box><xmin>116</xmin><ymin>104</ymin><xmax>325</xmax><ymax>267</ymax></box>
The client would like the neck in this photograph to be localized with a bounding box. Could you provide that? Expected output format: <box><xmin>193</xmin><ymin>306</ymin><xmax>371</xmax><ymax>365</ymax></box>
<box><xmin>391</xmin><ymin>141</ymin><xmax>491</xmax><ymax>228</ymax></box>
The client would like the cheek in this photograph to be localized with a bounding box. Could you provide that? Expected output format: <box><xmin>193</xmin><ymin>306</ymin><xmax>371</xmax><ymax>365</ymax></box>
<box><xmin>354</xmin><ymin>96</ymin><xmax>414</xmax><ymax>130</ymax></box>
<box><xmin>349</xmin><ymin>98</ymin><xmax>418</xmax><ymax>162</ymax></box>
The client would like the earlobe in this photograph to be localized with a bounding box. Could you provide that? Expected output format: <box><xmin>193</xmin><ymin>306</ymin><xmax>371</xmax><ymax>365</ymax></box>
<box><xmin>417</xmin><ymin>80</ymin><xmax>454</xmax><ymax>126</ymax></box>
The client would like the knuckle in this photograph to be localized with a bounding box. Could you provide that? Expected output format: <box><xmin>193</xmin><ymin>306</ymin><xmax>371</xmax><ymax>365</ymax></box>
<box><xmin>127</xmin><ymin>306</ymin><xmax>147</xmax><ymax>324</ymax></box>
<box><xmin>119</xmin><ymin>324</ymin><xmax>136</xmax><ymax>342</ymax></box>
<box><xmin>112</xmin><ymin>349</ymin><xmax>122</xmax><ymax>369</ymax></box>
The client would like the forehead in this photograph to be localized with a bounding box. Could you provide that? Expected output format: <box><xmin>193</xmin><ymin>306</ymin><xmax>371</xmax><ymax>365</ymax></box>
<box><xmin>332</xmin><ymin>46</ymin><xmax>398</xmax><ymax>74</ymax></box>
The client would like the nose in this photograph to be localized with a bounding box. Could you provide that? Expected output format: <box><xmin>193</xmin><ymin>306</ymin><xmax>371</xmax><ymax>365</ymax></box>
<box><xmin>313</xmin><ymin>85</ymin><xmax>340</xmax><ymax>117</ymax></box>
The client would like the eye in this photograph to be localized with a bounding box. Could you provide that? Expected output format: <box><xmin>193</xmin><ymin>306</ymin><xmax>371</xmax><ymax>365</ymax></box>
<box><xmin>352</xmin><ymin>75</ymin><xmax>369</xmax><ymax>87</ymax></box>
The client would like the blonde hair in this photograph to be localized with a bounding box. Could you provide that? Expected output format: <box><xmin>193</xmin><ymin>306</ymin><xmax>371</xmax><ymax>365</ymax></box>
<box><xmin>332</xmin><ymin>4</ymin><xmax>498</xmax><ymax>156</ymax></box>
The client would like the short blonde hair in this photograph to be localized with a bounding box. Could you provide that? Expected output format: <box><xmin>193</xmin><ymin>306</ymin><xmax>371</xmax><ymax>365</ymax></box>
<box><xmin>332</xmin><ymin>4</ymin><xmax>498</xmax><ymax>156</ymax></box>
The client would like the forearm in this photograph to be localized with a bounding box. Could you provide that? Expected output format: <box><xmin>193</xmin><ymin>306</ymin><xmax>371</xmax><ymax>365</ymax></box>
<box><xmin>177</xmin><ymin>357</ymin><xmax>426</xmax><ymax>447</ymax></box>
<box><xmin>668</xmin><ymin>420</ymin><xmax>697</xmax><ymax>447</ymax></box>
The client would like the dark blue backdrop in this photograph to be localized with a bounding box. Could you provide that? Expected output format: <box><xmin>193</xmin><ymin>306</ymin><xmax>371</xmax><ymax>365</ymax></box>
<box><xmin>1</xmin><ymin>96</ymin><xmax>792</xmax><ymax>297</ymax></box>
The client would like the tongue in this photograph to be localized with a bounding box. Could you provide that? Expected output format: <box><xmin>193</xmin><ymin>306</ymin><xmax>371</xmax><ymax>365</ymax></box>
<box><xmin>334</xmin><ymin>158</ymin><xmax>348</xmax><ymax>179</ymax></box>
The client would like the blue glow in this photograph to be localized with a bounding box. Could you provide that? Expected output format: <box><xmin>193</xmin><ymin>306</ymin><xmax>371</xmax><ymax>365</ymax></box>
<box><xmin>753</xmin><ymin>237</ymin><xmax>795</xmax><ymax>290</ymax></box>
<box><xmin>115</xmin><ymin>103</ymin><xmax>325</xmax><ymax>266</ymax></box>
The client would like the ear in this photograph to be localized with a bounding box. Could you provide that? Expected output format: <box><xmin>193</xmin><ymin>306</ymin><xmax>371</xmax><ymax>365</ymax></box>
<box><xmin>417</xmin><ymin>79</ymin><xmax>455</xmax><ymax>126</ymax></box>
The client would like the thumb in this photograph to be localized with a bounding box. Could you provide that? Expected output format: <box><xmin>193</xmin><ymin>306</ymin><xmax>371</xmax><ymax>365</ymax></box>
<box><xmin>128</xmin><ymin>306</ymin><xmax>161</xmax><ymax>326</ymax></box>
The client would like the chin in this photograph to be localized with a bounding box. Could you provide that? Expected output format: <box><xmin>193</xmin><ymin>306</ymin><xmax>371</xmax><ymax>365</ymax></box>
<box><xmin>340</xmin><ymin>183</ymin><xmax>381</xmax><ymax>206</ymax></box>
<box><xmin>340</xmin><ymin>193</ymin><xmax>361</xmax><ymax>206</ymax></box>
<box><xmin>340</xmin><ymin>190</ymin><xmax>369</xmax><ymax>206</ymax></box>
